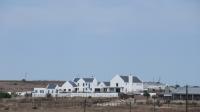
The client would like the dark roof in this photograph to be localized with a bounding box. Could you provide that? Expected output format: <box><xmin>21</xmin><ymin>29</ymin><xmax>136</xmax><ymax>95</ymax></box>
<box><xmin>120</xmin><ymin>76</ymin><xmax>142</xmax><ymax>83</ymax></box>
<box><xmin>47</xmin><ymin>83</ymin><xmax>57</xmax><ymax>89</ymax></box>
<box><xmin>133</xmin><ymin>76</ymin><xmax>142</xmax><ymax>83</ymax></box>
<box><xmin>83</xmin><ymin>78</ymin><xmax>94</xmax><ymax>82</ymax></box>
<box><xmin>97</xmin><ymin>82</ymin><xmax>101</xmax><ymax>85</ymax></box>
<box><xmin>103</xmin><ymin>82</ymin><xmax>110</xmax><ymax>86</ymax></box>
<box><xmin>68</xmin><ymin>81</ymin><xmax>77</xmax><ymax>87</ymax></box>
<box><xmin>73</xmin><ymin>78</ymin><xmax>80</xmax><ymax>82</ymax></box>
<box><xmin>120</xmin><ymin>76</ymin><xmax>129</xmax><ymax>82</ymax></box>
<box><xmin>172</xmin><ymin>87</ymin><xmax>200</xmax><ymax>94</ymax></box>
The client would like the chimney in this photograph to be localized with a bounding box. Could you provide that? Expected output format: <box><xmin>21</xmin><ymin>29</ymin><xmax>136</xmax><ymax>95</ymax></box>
<box><xmin>129</xmin><ymin>75</ymin><xmax>133</xmax><ymax>83</ymax></box>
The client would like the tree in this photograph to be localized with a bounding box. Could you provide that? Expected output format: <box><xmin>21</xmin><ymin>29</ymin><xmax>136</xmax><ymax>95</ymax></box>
<box><xmin>21</xmin><ymin>78</ymin><xmax>26</xmax><ymax>82</ymax></box>
<box><xmin>143</xmin><ymin>90</ymin><xmax>150</xmax><ymax>104</ymax></box>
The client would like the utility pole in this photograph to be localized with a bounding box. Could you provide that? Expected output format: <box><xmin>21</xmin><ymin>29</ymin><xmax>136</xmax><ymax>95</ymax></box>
<box><xmin>186</xmin><ymin>85</ymin><xmax>188</xmax><ymax>112</ymax></box>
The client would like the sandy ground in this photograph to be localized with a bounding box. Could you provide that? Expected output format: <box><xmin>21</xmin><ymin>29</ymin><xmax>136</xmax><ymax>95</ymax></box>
<box><xmin>1</xmin><ymin>100</ymin><xmax>200</xmax><ymax>112</ymax></box>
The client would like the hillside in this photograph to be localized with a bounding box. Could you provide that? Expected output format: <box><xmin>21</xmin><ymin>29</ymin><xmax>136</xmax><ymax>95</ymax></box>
<box><xmin>0</xmin><ymin>80</ymin><xmax>65</xmax><ymax>93</ymax></box>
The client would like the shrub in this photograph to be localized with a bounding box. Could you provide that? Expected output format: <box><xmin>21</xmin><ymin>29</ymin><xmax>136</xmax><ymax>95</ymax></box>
<box><xmin>0</xmin><ymin>92</ymin><xmax>11</xmax><ymax>98</ymax></box>
<box><xmin>46</xmin><ymin>93</ymin><xmax>52</xmax><ymax>98</ymax></box>
<box><xmin>32</xmin><ymin>106</ymin><xmax>37</xmax><ymax>109</ymax></box>
<box><xmin>4</xmin><ymin>107</ymin><xmax>9</xmax><ymax>110</ymax></box>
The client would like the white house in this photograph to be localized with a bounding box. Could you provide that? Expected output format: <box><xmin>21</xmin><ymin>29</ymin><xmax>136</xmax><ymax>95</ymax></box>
<box><xmin>59</xmin><ymin>81</ymin><xmax>77</xmax><ymax>93</ymax></box>
<box><xmin>46</xmin><ymin>83</ymin><xmax>60</xmax><ymax>97</ymax></box>
<box><xmin>110</xmin><ymin>75</ymin><xmax>143</xmax><ymax>94</ymax></box>
<box><xmin>74</xmin><ymin>78</ymin><xmax>98</xmax><ymax>93</ymax></box>
<box><xmin>32</xmin><ymin>88</ymin><xmax>47</xmax><ymax>97</ymax></box>
<box><xmin>95</xmin><ymin>82</ymin><xmax>110</xmax><ymax>93</ymax></box>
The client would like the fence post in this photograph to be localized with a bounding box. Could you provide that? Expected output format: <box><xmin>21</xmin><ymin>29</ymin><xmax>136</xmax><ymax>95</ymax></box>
<box><xmin>84</xmin><ymin>99</ymin><xmax>86</xmax><ymax>112</ymax></box>
<box><xmin>153</xmin><ymin>96</ymin><xmax>156</xmax><ymax>112</ymax></box>
<box><xmin>186</xmin><ymin>85</ymin><xmax>188</xmax><ymax>112</ymax></box>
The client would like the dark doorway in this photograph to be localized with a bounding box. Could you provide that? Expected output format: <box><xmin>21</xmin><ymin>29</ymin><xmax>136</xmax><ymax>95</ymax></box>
<box><xmin>95</xmin><ymin>88</ymin><xmax>100</xmax><ymax>93</ymax></box>
<box><xmin>116</xmin><ymin>88</ymin><xmax>121</xmax><ymax>93</ymax></box>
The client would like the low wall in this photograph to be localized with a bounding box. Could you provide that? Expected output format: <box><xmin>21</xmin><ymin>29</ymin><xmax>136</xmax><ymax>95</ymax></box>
<box><xmin>32</xmin><ymin>93</ymin><xmax>118</xmax><ymax>98</ymax></box>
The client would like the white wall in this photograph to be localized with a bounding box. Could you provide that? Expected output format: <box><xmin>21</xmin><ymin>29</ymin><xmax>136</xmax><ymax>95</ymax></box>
<box><xmin>76</xmin><ymin>78</ymin><xmax>98</xmax><ymax>93</ymax></box>
<box><xmin>77</xmin><ymin>79</ymin><xmax>85</xmax><ymax>92</ymax></box>
<box><xmin>91</xmin><ymin>78</ymin><xmax>98</xmax><ymax>92</ymax></box>
<box><xmin>110</xmin><ymin>75</ymin><xmax>143</xmax><ymax>93</ymax></box>
<box><xmin>98</xmin><ymin>82</ymin><xmax>106</xmax><ymax>88</ymax></box>
<box><xmin>110</xmin><ymin>75</ymin><xmax>125</xmax><ymax>88</ymax></box>
<box><xmin>32</xmin><ymin>88</ymin><xmax>47</xmax><ymax>97</ymax></box>
<box><xmin>57</xmin><ymin>93</ymin><xmax>118</xmax><ymax>97</ymax></box>
<box><xmin>60</xmin><ymin>81</ymin><xmax>75</xmax><ymax>92</ymax></box>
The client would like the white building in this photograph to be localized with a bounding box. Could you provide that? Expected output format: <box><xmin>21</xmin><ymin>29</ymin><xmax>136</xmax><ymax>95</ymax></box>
<box><xmin>46</xmin><ymin>83</ymin><xmax>59</xmax><ymax>96</ymax></box>
<box><xmin>59</xmin><ymin>81</ymin><xmax>77</xmax><ymax>93</ymax></box>
<box><xmin>74</xmin><ymin>78</ymin><xmax>98</xmax><ymax>93</ymax></box>
<box><xmin>95</xmin><ymin>82</ymin><xmax>110</xmax><ymax>93</ymax></box>
<box><xmin>32</xmin><ymin>83</ymin><xmax>60</xmax><ymax>97</ymax></box>
<box><xmin>143</xmin><ymin>82</ymin><xmax>167</xmax><ymax>91</ymax></box>
<box><xmin>110</xmin><ymin>75</ymin><xmax>143</xmax><ymax>94</ymax></box>
<box><xmin>32</xmin><ymin>88</ymin><xmax>47</xmax><ymax>97</ymax></box>
<box><xmin>32</xmin><ymin>75</ymin><xmax>145</xmax><ymax>97</ymax></box>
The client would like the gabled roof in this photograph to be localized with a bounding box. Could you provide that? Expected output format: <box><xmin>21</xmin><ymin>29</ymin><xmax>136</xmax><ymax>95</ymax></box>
<box><xmin>97</xmin><ymin>82</ymin><xmax>101</xmax><ymax>85</ymax></box>
<box><xmin>103</xmin><ymin>82</ymin><xmax>110</xmax><ymax>86</ymax></box>
<box><xmin>132</xmin><ymin>76</ymin><xmax>142</xmax><ymax>83</ymax></box>
<box><xmin>120</xmin><ymin>76</ymin><xmax>129</xmax><ymax>82</ymax></box>
<box><xmin>120</xmin><ymin>75</ymin><xmax>142</xmax><ymax>83</ymax></box>
<box><xmin>73</xmin><ymin>78</ymin><xmax>80</xmax><ymax>82</ymax></box>
<box><xmin>47</xmin><ymin>83</ymin><xmax>57</xmax><ymax>89</ymax></box>
<box><xmin>68</xmin><ymin>81</ymin><xmax>77</xmax><ymax>87</ymax></box>
<box><xmin>83</xmin><ymin>78</ymin><xmax>94</xmax><ymax>82</ymax></box>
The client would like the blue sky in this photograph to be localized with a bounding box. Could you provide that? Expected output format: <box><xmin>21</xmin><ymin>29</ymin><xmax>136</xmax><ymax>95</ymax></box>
<box><xmin>0</xmin><ymin>0</ymin><xmax>200</xmax><ymax>85</ymax></box>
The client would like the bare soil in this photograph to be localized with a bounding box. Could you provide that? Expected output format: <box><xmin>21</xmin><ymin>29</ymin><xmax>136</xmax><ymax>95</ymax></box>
<box><xmin>0</xmin><ymin>98</ymin><xmax>200</xmax><ymax>112</ymax></box>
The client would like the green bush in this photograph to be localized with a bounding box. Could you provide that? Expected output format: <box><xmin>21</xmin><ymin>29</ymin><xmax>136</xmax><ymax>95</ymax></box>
<box><xmin>0</xmin><ymin>92</ymin><xmax>11</xmax><ymax>98</ymax></box>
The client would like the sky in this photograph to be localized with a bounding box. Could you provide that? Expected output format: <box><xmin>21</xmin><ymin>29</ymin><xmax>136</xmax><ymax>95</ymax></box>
<box><xmin>0</xmin><ymin>0</ymin><xmax>200</xmax><ymax>85</ymax></box>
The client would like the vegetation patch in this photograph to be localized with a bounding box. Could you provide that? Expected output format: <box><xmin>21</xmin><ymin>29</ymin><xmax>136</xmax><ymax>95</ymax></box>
<box><xmin>0</xmin><ymin>92</ymin><xmax>11</xmax><ymax>98</ymax></box>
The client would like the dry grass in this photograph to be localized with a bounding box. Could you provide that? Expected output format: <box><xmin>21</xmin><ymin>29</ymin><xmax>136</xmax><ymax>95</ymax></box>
<box><xmin>1</xmin><ymin>98</ymin><xmax>200</xmax><ymax>112</ymax></box>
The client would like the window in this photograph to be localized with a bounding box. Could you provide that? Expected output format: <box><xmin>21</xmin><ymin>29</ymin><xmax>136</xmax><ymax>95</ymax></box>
<box><xmin>116</xmin><ymin>83</ymin><xmax>119</xmax><ymax>87</ymax></box>
<box><xmin>86</xmin><ymin>83</ymin><xmax>87</xmax><ymax>86</ymax></box>
<box><xmin>86</xmin><ymin>88</ymin><xmax>87</xmax><ymax>90</ymax></box>
<box><xmin>83</xmin><ymin>83</ymin><xmax>85</xmax><ymax>86</ymax></box>
<box><xmin>64</xmin><ymin>89</ymin><xmax>66</xmax><ymax>92</ymax></box>
<box><xmin>68</xmin><ymin>89</ymin><xmax>71</xmax><ymax>92</ymax></box>
<box><xmin>35</xmin><ymin>90</ymin><xmax>38</xmax><ymax>93</ymax></box>
<box><xmin>78</xmin><ymin>83</ymin><xmax>79</xmax><ymax>86</ymax></box>
<box><xmin>40</xmin><ymin>90</ymin><xmax>44</xmax><ymax>93</ymax></box>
